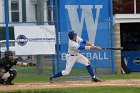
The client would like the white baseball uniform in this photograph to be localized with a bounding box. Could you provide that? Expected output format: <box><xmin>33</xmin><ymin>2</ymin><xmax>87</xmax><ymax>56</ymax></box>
<box><xmin>62</xmin><ymin>36</ymin><xmax>90</xmax><ymax>76</ymax></box>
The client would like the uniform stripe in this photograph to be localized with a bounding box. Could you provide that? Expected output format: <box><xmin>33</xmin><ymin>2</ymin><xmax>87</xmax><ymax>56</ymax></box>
<box><xmin>78</xmin><ymin>45</ymin><xmax>85</xmax><ymax>50</ymax></box>
<box><xmin>81</xmin><ymin>40</ymin><xmax>86</xmax><ymax>44</ymax></box>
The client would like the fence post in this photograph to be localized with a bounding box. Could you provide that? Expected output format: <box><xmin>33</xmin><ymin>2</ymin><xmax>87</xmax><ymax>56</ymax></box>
<box><xmin>5</xmin><ymin>0</ymin><xmax>9</xmax><ymax>50</ymax></box>
<box><xmin>55</xmin><ymin>0</ymin><xmax>60</xmax><ymax>73</ymax></box>
<box><xmin>36</xmin><ymin>0</ymin><xmax>45</xmax><ymax>75</ymax></box>
<box><xmin>109</xmin><ymin>0</ymin><xmax>115</xmax><ymax>74</ymax></box>
<box><xmin>114</xmin><ymin>23</ymin><xmax>121</xmax><ymax>74</ymax></box>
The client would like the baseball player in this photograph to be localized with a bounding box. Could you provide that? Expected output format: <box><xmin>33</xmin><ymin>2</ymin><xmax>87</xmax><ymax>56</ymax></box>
<box><xmin>0</xmin><ymin>50</ymin><xmax>36</xmax><ymax>85</ymax></box>
<box><xmin>49</xmin><ymin>30</ymin><xmax>102</xmax><ymax>83</ymax></box>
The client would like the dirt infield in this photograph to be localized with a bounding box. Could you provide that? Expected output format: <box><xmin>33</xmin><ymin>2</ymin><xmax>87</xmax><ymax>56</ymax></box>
<box><xmin>0</xmin><ymin>79</ymin><xmax>140</xmax><ymax>90</ymax></box>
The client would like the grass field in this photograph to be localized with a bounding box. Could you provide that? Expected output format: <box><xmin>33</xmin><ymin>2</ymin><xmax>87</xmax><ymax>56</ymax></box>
<box><xmin>0</xmin><ymin>67</ymin><xmax>140</xmax><ymax>93</ymax></box>
<box><xmin>14</xmin><ymin>66</ymin><xmax>140</xmax><ymax>83</ymax></box>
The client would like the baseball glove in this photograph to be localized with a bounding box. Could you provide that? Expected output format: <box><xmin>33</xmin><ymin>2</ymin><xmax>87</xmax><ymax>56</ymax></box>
<box><xmin>28</xmin><ymin>62</ymin><xmax>36</xmax><ymax>66</ymax></box>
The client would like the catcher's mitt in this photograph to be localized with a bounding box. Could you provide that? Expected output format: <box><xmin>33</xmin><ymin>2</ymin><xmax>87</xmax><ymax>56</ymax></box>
<box><xmin>28</xmin><ymin>62</ymin><xmax>36</xmax><ymax>66</ymax></box>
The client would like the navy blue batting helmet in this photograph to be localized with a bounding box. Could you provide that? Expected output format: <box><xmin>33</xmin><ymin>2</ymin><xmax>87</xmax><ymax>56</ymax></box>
<box><xmin>68</xmin><ymin>31</ymin><xmax>77</xmax><ymax>40</ymax></box>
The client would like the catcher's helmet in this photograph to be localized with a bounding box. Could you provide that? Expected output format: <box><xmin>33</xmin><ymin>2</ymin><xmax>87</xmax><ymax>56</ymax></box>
<box><xmin>4</xmin><ymin>50</ymin><xmax>13</xmax><ymax>57</ymax></box>
<box><xmin>68</xmin><ymin>30</ymin><xmax>77</xmax><ymax>40</ymax></box>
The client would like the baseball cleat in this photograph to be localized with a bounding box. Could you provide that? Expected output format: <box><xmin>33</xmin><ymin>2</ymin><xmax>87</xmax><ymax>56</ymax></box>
<box><xmin>4</xmin><ymin>81</ymin><xmax>14</xmax><ymax>85</ymax></box>
<box><xmin>0</xmin><ymin>79</ymin><xmax>5</xmax><ymax>84</ymax></box>
<box><xmin>91</xmin><ymin>77</ymin><xmax>102</xmax><ymax>82</ymax></box>
<box><xmin>49</xmin><ymin>76</ymin><xmax>54</xmax><ymax>83</ymax></box>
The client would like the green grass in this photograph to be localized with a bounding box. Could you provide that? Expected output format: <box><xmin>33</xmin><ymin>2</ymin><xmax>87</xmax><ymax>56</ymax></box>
<box><xmin>14</xmin><ymin>66</ymin><xmax>52</xmax><ymax>83</ymax></box>
<box><xmin>12</xmin><ymin>66</ymin><xmax>140</xmax><ymax>83</ymax></box>
<box><xmin>100</xmin><ymin>72</ymin><xmax>140</xmax><ymax>80</ymax></box>
<box><xmin>1</xmin><ymin>67</ymin><xmax>140</xmax><ymax>93</ymax></box>
<box><xmin>1</xmin><ymin>86</ymin><xmax>140</xmax><ymax>93</ymax></box>
<box><xmin>13</xmin><ymin>67</ymin><xmax>140</xmax><ymax>83</ymax></box>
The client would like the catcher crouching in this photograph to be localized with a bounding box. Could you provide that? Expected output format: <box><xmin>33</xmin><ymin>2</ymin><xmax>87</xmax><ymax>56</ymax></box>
<box><xmin>0</xmin><ymin>50</ymin><xmax>36</xmax><ymax>85</ymax></box>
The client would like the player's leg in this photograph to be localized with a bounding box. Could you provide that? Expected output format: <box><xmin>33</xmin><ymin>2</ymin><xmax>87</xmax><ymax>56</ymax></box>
<box><xmin>77</xmin><ymin>54</ymin><xmax>94</xmax><ymax>77</ymax></box>
<box><xmin>49</xmin><ymin>55</ymin><xmax>77</xmax><ymax>82</ymax></box>
<box><xmin>0</xmin><ymin>79</ymin><xmax>5</xmax><ymax>84</ymax></box>
<box><xmin>5</xmin><ymin>69</ymin><xmax>17</xmax><ymax>85</ymax></box>
<box><xmin>0</xmin><ymin>68</ymin><xmax>6</xmax><ymax>84</ymax></box>
<box><xmin>77</xmin><ymin>54</ymin><xmax>101</xmax><ymax>82</ymax></box>
<box><xmin>0</xmin><ymin>69</ymin><xmax>17</xmax><ymax>85</ymax></box>
<box><xmin>0</xmin><ymin>71</ymin><xmax>10</xmax><ymax>84</ymax></box>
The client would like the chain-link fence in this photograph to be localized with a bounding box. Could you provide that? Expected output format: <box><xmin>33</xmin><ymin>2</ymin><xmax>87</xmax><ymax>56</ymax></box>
<box><xmin>0</xmin><ymin>0</ymin><xmax>114</xmax><ymax>82</ymax></box>
<box><xmin>0</xmin><ymin>0</ymin><xmax>56</xmax><ymax>76</ymax></box>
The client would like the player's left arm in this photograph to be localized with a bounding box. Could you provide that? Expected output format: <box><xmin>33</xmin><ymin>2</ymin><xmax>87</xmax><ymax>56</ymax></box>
<box><xmin>16</xmin><ymin>61</ymin><xmax>36</xmax><ymax>66</ymax></box>
<box><xmin>77</xmin><ymin>37</ymin><xmax>102</xmax><ymax>50</ymax></box>
<box><xmin>90</xmin><ymin>45</ymin><xmax>102</xmax><ymax>50</ymax></box>
<box><xmin>83</xmin><ymin>41</ymin><xmax>102</xmax><ymax>50</ymax></box>
<box><xmin>85</xmin><ymin>41</ymin><xmax>93</xmax><ymax>46</ymax></box>
<box><xmin>78</xmin><ymin>44</ymin><xmax>102</xmax><ymax>50</ymax></box>
<box><xmin>14</xmin><ymin>58</ymin><xmax>36</xmax><ymax>67</ymax></box>
<box><xmin>80</xmin><ymin>39</ymin><xmax>94</xmax><ymax>46</ymax></box>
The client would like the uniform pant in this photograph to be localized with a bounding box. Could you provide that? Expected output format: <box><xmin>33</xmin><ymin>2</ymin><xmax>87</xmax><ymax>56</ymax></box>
<box><xmin>1</xmin><ymin>69</ymin><xmax>17</xmax><ymax>82</ymax></box>
<box><xmin>1</xmin><ymin>71</ymin><xmax>10</xmax><ymax>79</ymax></box>
<box><xmin>62</xmin><ymin>53</ymin><xmax>90</xmax><ymax>76</ymax></box>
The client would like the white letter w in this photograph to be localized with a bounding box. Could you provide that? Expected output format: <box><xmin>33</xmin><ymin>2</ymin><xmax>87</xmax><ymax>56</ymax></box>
<box><xmin>65</xmin><ymin>5</ymin><xmax>103</xmax><ymax>43</ymax></box>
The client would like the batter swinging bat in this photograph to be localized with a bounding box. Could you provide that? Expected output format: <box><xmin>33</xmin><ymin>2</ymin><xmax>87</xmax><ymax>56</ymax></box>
<box><xmin>102</xmin><ymin>47</ymin><xmax>123</xmax><ymax>50</ymax></box>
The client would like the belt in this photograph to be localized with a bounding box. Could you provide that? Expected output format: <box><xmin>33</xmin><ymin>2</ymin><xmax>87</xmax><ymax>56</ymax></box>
<box><xmin>68</xmin><ymin>53</ymin><xmax>78</xmax><ymax>56</ymax></box>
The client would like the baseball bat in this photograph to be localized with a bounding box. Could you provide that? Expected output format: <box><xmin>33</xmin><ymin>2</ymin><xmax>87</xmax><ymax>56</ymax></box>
<box><xmin>102</xmin><ymin>47</ymin><xmax>123</xmax><ymax>50</ymax></box>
